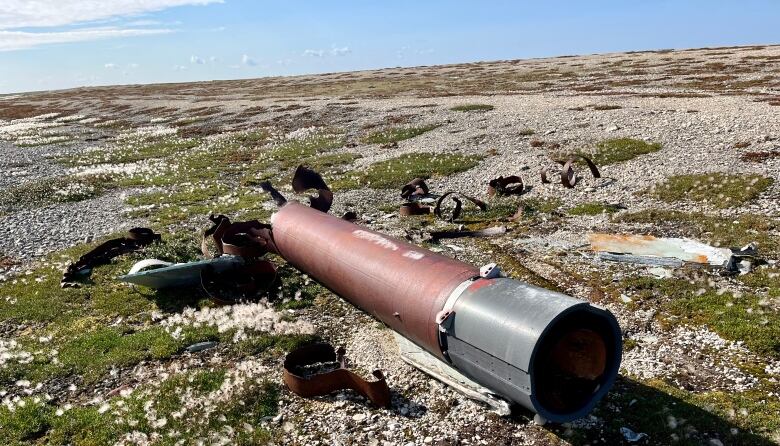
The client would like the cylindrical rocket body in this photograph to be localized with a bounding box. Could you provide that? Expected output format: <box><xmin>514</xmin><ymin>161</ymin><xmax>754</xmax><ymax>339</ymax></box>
<box><xmin>271</xmin><ymin>202</ymin><xmax>478</xmax><ymax>357</ymax></box>
<box><xmin>271</xmin><ymin>202</ymin><xmax>621</xmax><ymax>422</ymax></box>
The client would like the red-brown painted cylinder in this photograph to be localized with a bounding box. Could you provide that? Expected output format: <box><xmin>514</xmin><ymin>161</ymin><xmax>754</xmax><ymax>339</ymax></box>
<box><xmin>271</xmin><ymin>202</ymin><xmax>479</xmax><ymax>357</ymax></box>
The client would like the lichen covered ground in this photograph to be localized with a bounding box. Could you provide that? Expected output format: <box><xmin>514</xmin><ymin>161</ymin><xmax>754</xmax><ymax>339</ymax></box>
<box><xmin>1</xmin><ymin>45</ymin><xmax>779</xmax><ymax>445</ymax></box>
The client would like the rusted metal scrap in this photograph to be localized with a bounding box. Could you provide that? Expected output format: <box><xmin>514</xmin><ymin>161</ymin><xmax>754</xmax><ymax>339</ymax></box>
<box><xmin>400</xmin><ymin>177</ymin><xmax>429</xmax><ymax>200</ymax></box>
<box><xmin>341</xmin><ymin>211</ymin><xmax>359</xmax><ymax>222</ymax></box>
<box><xmin>62</xmin><ymin>227</ymin><xmax>160</xmax><ymax>287</ymax></box>
<box><xmin>121</xmin><ymin>216</ymin><xmax>278</xmax><ymax>304</ymax></box>
<box><xmin>292</xmin><ymin>164</ymin><xmax>333</xmax><ymax>213</ymax></box>
<box><xmin>589</xmin><ymin>233</ymin><xmax>759</xmax><ymax>273</ymax></box>
<box><xmin>283</xmin><ymin>342</ymin><xmax>391</xmax><ymax>407</ymax></box>
<box><xmin>269</xmin><ymin>201</ymin><xmax>622</xmax><ymax>422</ymax></box>
<box><xmin>399</xmin><ymin>178</ymin><xmax>432</xmax><ymax>216</ymax></box>
<box><xmin>124</xmin><ymin>165</ymin><xmax>337</xmax><ymax>303</ymax></box>
<box><xmin>201</xmin><ymin>214</ymin><xmax>277</xmax><ymax>258</ymax></box>
<box><xmin>487</xmin><ymin>175</ymin><xmax>524</xmax><ymax>196</ymax></box>
<box><xmin>259</xmin><ymin>164</ymin><xmax>334</xmax><ymax>213</ymax></box>
<box><xmin>434</xmin><ymin>191</ymin><xmax>487</xmax><ymax>222</ymax></box>
<box><xmin>541</xmin><ymin>154</ymin><xmax>600</xmax><ymax>188</ymax></box>
<box><xmin>399</xmin><ymin>202</ymin><xmax>431</xmax><ymax>216</ymax></box>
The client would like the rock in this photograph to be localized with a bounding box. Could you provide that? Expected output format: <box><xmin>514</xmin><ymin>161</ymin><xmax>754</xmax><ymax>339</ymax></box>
<box><xmin>352</xmin><ymin>413</ymin><xmax>367</xmax><ymax>422</ymax></box>
<box><xmin>185</xmin><ymin>341</ymin><xmax>218</xmax><ymax>353</ymax></box>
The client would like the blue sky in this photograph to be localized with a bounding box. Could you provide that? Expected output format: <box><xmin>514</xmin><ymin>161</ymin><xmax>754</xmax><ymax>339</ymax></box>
<box><xmin>0</xmin><ymin>1</ymin><xmax>778</xmax><ymax>94</ymax></box>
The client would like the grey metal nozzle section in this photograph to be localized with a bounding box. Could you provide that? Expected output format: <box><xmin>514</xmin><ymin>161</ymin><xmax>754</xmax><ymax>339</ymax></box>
<box><xmin>439</xmin><ymin>277</ymin><xmax>622</xmax><ymax>423</ymax></box>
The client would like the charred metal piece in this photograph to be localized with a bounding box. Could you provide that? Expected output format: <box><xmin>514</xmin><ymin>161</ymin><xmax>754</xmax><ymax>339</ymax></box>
<box><xmin>271</xmin><ymin>202</ymin><xmax>621</xmax><ymax>422</ymax></box>
<box><xmin>401</xmin><ymin>178</ymin><xmax>430</xmax><ymax>200</ymax></box>
<box><xmin>341</xmin><ymin>211</ymin><xmax>359</xmax><ymax>222</ymax></box>
<box><xmin>283</xmin><ymin>342</ymin><xmax>391</xmax><ymax>407</ymax></box>
<box><xmin>62</xmin><ymin>228</ymin><xmax>160</xmax><ymax>286</ymax></box>
<box><xmin>202</xmin><ymin>215</ymin><xmax>277</xmax><ymax>258</ymax></box>
<box><xmin>541</xmin><ymin>155</ymin><xmax>600</xmax><ymax>188</ymax></box>
<box><xmin>399</xmin><ymin>202</ymin><xmax>431</xmax><ymax>217</ymax></box>
<box><xmin>292</xmin><ymin>165</ymin><xmax>333</xmax><ymax>213</ymax></box>
<box><xmin>259</xmin><ymin>181</ymin><xmax>287</xmax><ymax>207</ymax></box>
<box><xmin>429</xmin><ymin>226</ymin><xmax>507</xmax><ymax>241</ymax></box>
<box><xmin>487</xmin><ymin>175</ymin><xmax>524</xmax><ymax>196</ymax></box>
<box><xmin>434</xmin><ymin>192</ymin><xmax>487</xmax><ymax>222</ymax></box>
<box><xmin>561</xmin><ymin>155</ymin><xmax>600</xmax><ymax>188</ymax></box>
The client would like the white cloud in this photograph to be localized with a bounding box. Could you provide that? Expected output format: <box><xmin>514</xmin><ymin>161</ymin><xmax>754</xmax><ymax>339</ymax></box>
<box><xmin>0</xmin><ymin>1</ymin><xmax>220</xmax><ymax>51</ymax></box>
<box><xmin>330</xmin><ymin>46</ymin><xmax>351</xmax><ymax>56</ymax></box>
<box><xmin>190</xmin><ymin>55</ymin><xmax>205</xmax><ymax>64</ymax></box>
<box><xmin>303</xmin><ymin>46</ymin><xmax>351</xmax><ymax>58</ymax></box>
<box><xmin>0</xmin><ymin>1</ymin><xmax>223</xmax><ymax>29</ymax></box>
<box><xmin>128</xmin><ymin>63</ymin><xmax>139</xmax><ymax>68</ymax></box>
<box><xmin>172</xmin><ymin>64</ymin><xmax>187</xmax><ymax>71</ymax></box>
<box><xmin>0</xmin><ymin>28</ymin><xmax>171</xmax><ymax>52</ymax></box>
<box><xmin>241</xmin><ymin>54</ymin><xmax>256</xmax><ymax>66</ymax></box>
<box><xmin>125</xmin><ymin>19</ymin><xmax>163</xmax><ymax>27</ymax></box>
<box><xmin>302</xmin><ymin>49</ymin><xmax>324</xmax><ymax>57</ymax></box>
<box><xmin>104</xmin><ymin>62</ymin><xmax>118</xmax><ymax>69</ymax></box>
<box><xmin>209</xmin><ymin>56</ymin><xmax>218</xmax><ymax>63</ymax></box>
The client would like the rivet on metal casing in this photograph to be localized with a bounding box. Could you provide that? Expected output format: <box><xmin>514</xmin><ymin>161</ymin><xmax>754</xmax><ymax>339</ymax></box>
<box><xmin>479</xmin><ymin>263</ymin><xmax>501</xmax><ymax>279</ymax></box>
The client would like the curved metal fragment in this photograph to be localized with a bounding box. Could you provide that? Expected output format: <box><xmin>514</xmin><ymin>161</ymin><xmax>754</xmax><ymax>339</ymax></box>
<box><xmin>259</xmin><ymin>181</ymin><xmax>287</xmax><ymax>207</ymax></box>
<box><xmin>541</xmin><ymin>155</ymin><xmax>600</xmax><ymax>188</ymax></box>
<box><xmin>292</xmin><ymin>165</ymin><xmax>333</xmax><ymax>213</ymax></box>
<box><xmin>62</xmin><ymin>227</ymin><xmax>161</xmax><ymax>286</ymax></box>
<box><xmin>293</xmin><ymin>165</ymin><xmax>329</xmax><ymax>193</ymax></box>
<box><xmin>487</xmin><ymin>175</ymin><xmax>525</xmax><ymax>196</ymax></box>
<box><xmin>342</xmin><ymin>211</ymin><xmax>359</xmax><ymax>222</ymax></box>
<box><xmin>283</xmin><ymin>343</ymin><xmax>391</xmax><ymax>407</ymax></box>
<box><xmin>202</xmin><ymin>215</ymin><xmax>278</xmax><ymax>258</ymax></box>
<box><xmin>401</xmin><ymin>178</ymin><xmax>430</xmax><ymax>200</ymax></box>
<box><xmin>434</xmin><ymin>191</ymin><xmax>487</xmax><ymax>222</ymax></box>
<box><xmin>561</xmin><ymin>155</ymin><xmax>600</xmax><ymax>188</ymax></box>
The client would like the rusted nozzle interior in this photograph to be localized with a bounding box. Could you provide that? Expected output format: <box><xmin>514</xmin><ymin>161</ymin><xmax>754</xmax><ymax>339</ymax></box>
<box><xmin>532</xmin><ymin>308</ymin><xmax>621</xmax><ymax>417</ymax></box>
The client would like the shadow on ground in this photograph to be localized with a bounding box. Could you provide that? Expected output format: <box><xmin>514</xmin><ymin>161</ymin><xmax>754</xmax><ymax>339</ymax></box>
<box><xmin>541</xmin><ymin>376</ymin><xmax>773</xmax><ymax>446</ymax></box>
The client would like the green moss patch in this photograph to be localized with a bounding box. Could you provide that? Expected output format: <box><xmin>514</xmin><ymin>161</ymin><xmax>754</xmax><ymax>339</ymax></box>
<box><xmin>0</xmin><ymin>174</ymin><xmax>117</xmax><ymax>211</ymax></box>
<box><xmin>333</xmin><ymin>152</ymin><xmax>481</xmax><ymax>190</ymax></box>
<box><xmin>617</xmin><ymin>276</ymin><xmax>780</xmax><ymax>358</ymax></box>
<box><xmin>0</xmin><ymin>372</ymin><xmax>280</xmax><ymax>445</ymax></box>
<box><xmin>63</xmin><ymin>137</ymin><xmax>200</xmax><ymax>166</ymax></box>
<box><xmin>646</xmin><ymin>173</ymin><xmax>773</xmax><ymax>208</ymax></box>
<box><xmin>586</xmin><ymin>138</ymin><xmax>662</xmax><ymax>165</ymax></box>
<box><xmin>577</xmin><ymin>377</ymin><xmax>780</xmax><ymax>446</ymax></box>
